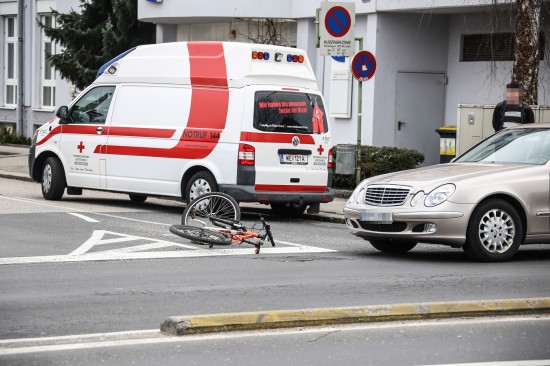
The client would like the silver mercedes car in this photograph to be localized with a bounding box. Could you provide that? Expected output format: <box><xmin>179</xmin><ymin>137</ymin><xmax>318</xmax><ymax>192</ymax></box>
<box><xmin>344</xmin><ymin>123</ymin><xmax>550</xmax><ymax>262</ymax></box>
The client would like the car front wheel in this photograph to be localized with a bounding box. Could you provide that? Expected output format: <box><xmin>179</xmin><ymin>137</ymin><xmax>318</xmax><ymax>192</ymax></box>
<box><xmin>463</xmin><ymin>199</ymin><xmax>523</xmax><ymax>262</ymax></box>
<box><xmin>367</xmin><ymin>239</ymin><xmax>417</xmax><ymax>253</ymax></box>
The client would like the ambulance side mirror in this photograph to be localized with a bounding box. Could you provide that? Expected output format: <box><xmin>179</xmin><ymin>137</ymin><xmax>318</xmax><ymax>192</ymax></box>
<box><xmin>56</xmin><ymin>106</ymin><xmax>70</xmax><ymax>122</ymax></box>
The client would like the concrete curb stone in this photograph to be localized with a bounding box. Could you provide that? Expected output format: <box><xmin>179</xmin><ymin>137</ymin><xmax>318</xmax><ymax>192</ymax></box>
<box><xmin>161</xmin><ymin>297</ymin><xmax>550</xmax><ymax>336</ymax></box>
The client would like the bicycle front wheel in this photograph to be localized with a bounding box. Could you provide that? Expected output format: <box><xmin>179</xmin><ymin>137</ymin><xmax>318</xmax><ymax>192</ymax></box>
<box><xmin>169</xmin><ymin>225</ymin><xmax>232</xmax><ymax>246</ymax></box>
<box><xmin>182</xmin><ymin>192</ymin><xmax>241</xmax><ymax>229</ymax></box>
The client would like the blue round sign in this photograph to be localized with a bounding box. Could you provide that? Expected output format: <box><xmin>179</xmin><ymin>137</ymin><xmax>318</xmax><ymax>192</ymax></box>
<box><xmin>324</xmin><ymin>6</ymin><xmax>351</xmax><ymax>38</ymax></box>
<box><xmin>351</xmin><ymin>51</ymin><xmax>377</xmax><ymax>81</ymax></box>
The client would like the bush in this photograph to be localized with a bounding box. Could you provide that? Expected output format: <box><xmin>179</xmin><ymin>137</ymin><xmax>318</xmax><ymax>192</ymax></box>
<box><xmin>0</xmin><ymin>125</ymin><xmax>31</xmax><ymax>146</ymax></box>
<box><xmin>332</xmin><ymin>145</ymin><xmax>425</xmax><ymax>190</ymax></box>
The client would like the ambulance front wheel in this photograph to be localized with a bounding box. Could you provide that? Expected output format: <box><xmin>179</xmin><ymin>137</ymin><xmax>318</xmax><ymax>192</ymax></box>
<box><xmin>185</xmin><ymin>171</ymin><xmax>218</xmax><ymax>203</ymax></box>
<box><xmin>41</xmin><ymin>157</ymin><xmax>66</xmax><ymax>201</ymax></box>
<box><xmin>270</xmin><ymin>202</ymin><xmax>307</xmax><ymax>218</ymax></box>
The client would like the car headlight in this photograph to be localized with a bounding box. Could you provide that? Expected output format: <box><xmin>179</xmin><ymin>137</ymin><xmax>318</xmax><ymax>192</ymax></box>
<box><xmin>424</xmin><ymin>184</ymin><xmax>455</xmax><ymax>207</ymax></box>
<box><xmin>410</xmin><ymin>191</ymin><xmax>425</xmax><ymax>207</ymax></box>
<box><xmin>348</xmin><ymin>182</ymin><xmax>368</xmax><ymax>204</ymax></box>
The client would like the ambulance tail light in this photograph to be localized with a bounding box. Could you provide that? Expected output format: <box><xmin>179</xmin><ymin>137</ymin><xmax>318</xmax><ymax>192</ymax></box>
<box><xmin>238</xmin><ymin>144</ymin><xmax>255</xmax><ymax>165</ymax></box>
<box><xmin>328</xmin><ymin>148</ymin><xmax>333</xmax><ymax>169</ymax></box>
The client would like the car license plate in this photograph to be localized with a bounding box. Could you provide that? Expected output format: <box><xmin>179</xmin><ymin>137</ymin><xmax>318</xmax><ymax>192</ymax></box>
<box><xmin>280</xmin><ymin>154</ymin><xmax>308</xmax><ymax>165</ymax></box>
<box><xmin>359</xmin><ymin>209</ymin><xmax>393</xmax><ymax>224</ymax></box>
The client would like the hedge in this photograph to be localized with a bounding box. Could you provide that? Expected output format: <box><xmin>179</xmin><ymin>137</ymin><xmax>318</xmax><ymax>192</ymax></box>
<box><xmin>0</xmin><ymin>125</ymin><xmax>31</xmax><ymax>146</ymax></box>
<box><xmin>332</xmin><ymin>145</ymin><xmax>425</xmax><ymax>190</ymax></box>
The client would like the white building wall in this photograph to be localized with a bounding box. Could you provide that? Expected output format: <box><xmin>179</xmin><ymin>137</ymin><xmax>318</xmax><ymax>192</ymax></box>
<box><xmin>0</xmin><ymin>0</ymin><xmax>79</xmax><ymax>136</ymax></box>
<box><xmin>371</xmin><ymin>13</ymin><xmax>450</xmax><ymax>146</ymax></box>
<box><xmin>444</xmin><ymin>12</ymin><xmax>550</xmax><ymax>125</ymax></box>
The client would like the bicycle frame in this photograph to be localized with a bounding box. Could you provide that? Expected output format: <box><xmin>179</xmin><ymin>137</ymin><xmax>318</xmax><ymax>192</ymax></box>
<box><xmin>207</xmin><ymin>216</ymin><xmax>275</xmax><ymax>253</ymax></box>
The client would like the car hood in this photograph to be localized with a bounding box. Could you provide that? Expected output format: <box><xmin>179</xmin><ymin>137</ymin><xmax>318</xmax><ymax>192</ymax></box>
<box><xmin>368</xmin><ymin>163</ymin><xmax>534</xmax><ymax>187</ymax></box>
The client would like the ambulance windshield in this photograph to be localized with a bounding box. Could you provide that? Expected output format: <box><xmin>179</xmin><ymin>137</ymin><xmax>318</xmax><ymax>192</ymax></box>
<box><xmin>253</xmin><ymin>91</ymin><xmax>328</xmax><ymax>134</ymax></box>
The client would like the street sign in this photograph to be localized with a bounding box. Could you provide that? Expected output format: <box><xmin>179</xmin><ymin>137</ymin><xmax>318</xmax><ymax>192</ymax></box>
<box><xmin>319</xmin><ymin>2</ymin><xmax>355</xmax><ymax>57</ymax></box>
<box><xmin>351</xmin><ymin>50</ymin><xmax>377</xmax><ymax>81</ymax></box>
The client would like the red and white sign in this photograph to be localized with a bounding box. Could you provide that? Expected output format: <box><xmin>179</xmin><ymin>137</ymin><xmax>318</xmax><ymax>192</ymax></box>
<box><xmin>320</xmin><ymin>2</ymin><xmax>355</xmax><ymax>57</ymax></box>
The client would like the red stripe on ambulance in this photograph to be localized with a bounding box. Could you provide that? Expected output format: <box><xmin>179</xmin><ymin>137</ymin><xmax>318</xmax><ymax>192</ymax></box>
<box><xmin>255</xmin><ymin>184</ymin><xmax>327</xmax><ymax>193</ymax></box>
<box><xmin>95</xmin><ymin>42</ymin><xmax>229</xmax><ymax>159</ymax></box>
<box><xmin>240</xmin><ymin>132</ymin><xmax>315</xmax><ymax>145</ymax></box>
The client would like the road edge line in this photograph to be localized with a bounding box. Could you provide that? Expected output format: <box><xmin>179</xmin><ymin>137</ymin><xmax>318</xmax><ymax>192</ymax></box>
<box><xmin>160</xmin><ymin>297</ymin><xmax>550</xmax><ymax>335</ymax></box>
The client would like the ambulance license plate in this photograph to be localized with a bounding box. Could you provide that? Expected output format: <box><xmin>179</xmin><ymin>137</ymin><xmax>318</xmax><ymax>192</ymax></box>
<box><xmin>280</xmin><ymin>154</ymin><xmax>308</xmax><ymax>165</ymax></box>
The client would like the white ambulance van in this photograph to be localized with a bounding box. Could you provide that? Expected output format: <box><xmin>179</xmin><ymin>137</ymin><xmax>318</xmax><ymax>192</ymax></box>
<box><xmin>29</xmin><ymin>42</ymin><xmax>334</xmax><ymax>216</ymax></box>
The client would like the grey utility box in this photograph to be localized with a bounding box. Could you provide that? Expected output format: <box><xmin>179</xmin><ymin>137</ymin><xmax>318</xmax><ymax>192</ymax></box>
<box><xmin>335</xmin><ymin>144</ymin><xmax>356</xmax><ymax>175</ymax></box>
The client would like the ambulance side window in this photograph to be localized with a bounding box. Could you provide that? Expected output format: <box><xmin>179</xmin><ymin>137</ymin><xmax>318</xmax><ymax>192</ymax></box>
<box><xmin>70</xmin><ymin>86</ymin><xmax>116</xmax><ymax>124</ymax></box>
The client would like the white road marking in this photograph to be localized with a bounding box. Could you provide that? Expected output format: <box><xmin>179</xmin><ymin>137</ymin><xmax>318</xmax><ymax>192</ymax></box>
<box><xmin>0</xmin><ymin>196</ymin><xmax>336</xmax><ymax>264</ymax></box>
<box><xmin>422</xmin><ymin>361</ymin><xmax>550</xmax><ymax>366</ymax></box>
<box><xmin>67</xmin><ymin>212</ymin><xmax>100</xmax><ymax>223</ymax></box>
<box><xmin>0</xmin><ymin>245</ymin><xmax>335</xmax><ymax>265</ymax></box>
<box><xmin>0</xmin><ymin>195</ymin><xmax>172</xmax><ymax>226</ymax></box>
<box><xmin>0</xmin><ymin>315</ymin><xmax>548</xmax><ymax>356</ymax></box>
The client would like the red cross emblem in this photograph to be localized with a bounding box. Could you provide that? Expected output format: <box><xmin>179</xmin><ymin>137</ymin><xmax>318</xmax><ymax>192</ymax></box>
<box><xmin>77</xmin><ymin>141</ymin><xmax>85</xmax><ymax>153</ymax></box>
<box><xmin>317</xmin><ymin>144</ymin><xmax>324</xmax><ymax>155</ymax></box>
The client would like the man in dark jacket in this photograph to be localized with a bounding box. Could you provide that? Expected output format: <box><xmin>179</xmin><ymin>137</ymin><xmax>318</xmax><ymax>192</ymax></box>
<box><xmin>492</xmin><ymin>82</ymin><xmax>535</xmax><ymax>132</ymax></box>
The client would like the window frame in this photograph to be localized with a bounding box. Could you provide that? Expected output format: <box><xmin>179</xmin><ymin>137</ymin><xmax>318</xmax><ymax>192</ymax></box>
<box><xmin>40</xmin><ymin>14</ymin><xmax>56</xmax><ymax>109</ymax></box>
<box><xmin>68</xmin><ymin>85</ymin><xmax>117</xmax><ymax>125</ymax></box>
<box><xmin>4</xmin><ymin>16</ymin><xmax>17</xmax><ymax>106</ymax></box>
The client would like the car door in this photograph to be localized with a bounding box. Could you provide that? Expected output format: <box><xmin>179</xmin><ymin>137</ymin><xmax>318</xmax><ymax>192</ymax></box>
<box><xmin>58</xmin><ymin>85</ymin><xmax>116</xmax><ymax>189</ymax></box>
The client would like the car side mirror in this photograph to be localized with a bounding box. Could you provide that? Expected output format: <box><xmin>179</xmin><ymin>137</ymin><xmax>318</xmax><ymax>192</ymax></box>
<box><xmin>56</xmin><ymin>106</ymin><xmax>70</xmax><ymax>122</ymax></box>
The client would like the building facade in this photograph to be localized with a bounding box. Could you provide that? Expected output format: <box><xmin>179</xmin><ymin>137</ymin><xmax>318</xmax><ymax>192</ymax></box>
<box><xmin>0</xmin><ymin>0</ymin><xmax>78</xmax><ymax>137</ymax></box>
<box><xmin>3</xmin><ymin>0</ymin><xmax>550</xmax><ymax>166</ymax></box>
<box><xmin>141</xmin><ymin>0</ymin><xmax>550</xmax><ymax>165</ymax></box>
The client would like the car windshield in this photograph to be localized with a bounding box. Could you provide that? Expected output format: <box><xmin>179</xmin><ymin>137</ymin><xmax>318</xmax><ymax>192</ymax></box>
<box><xmin>455</xmin><ymin>128</ymin><xmax>550</xmax><ymax>165</ymax></box>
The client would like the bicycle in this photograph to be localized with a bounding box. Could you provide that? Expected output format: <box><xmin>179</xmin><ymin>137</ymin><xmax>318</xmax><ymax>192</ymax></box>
<box><xmin>169</xmin><ymin>192</ymin><xmax>275</xmax><ymax>254</ymax></box>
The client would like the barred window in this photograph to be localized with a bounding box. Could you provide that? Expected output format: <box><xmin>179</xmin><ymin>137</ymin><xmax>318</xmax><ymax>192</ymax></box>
<box><xmin>461</xmin><ymin>32</ymin><xmax>545</xmax><ymax>62</ymax></box>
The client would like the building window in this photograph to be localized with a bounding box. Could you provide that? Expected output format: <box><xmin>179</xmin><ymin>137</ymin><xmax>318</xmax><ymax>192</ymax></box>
<box><xmin>4</xmin><ymin>17</ymin><xmax>17</xmax><ymax>106</ymax></box>
<box><xmin>41</xmin><ymin>15</ymin><xmax>56</xmax><ymax>108</ymax></box>
<box><xmin>461</xmin><ymin>32</ymin><xmax>545</xmax><ymax>62</ymax></box>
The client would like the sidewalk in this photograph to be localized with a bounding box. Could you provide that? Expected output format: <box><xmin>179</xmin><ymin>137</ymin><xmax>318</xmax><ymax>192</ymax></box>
<box><xmin>0</xmin><ymin>144</ymin><xmax>347</xmax><ymax>223</ymax></box>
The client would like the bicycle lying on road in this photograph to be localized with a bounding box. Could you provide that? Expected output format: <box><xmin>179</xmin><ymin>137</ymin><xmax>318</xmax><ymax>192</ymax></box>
<box><xmin>169</xmin><ymin>192</ymin><xmax>275</xmax><ymax>254</ymax></box>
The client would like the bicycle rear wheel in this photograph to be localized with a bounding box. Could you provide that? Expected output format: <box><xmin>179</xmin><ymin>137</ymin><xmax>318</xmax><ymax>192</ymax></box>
<box><xmin>169</xmin><ymin>225</ymin><xmax>231</xmax><ymax>246</ymax></box>
<box><xmin>182</xmin><ymin>192</ymin><xmax>241</xmax><ymax>229</ymax></box>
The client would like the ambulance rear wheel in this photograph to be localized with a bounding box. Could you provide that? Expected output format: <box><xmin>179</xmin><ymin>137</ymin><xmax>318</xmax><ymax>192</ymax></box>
<box><xmin>270</xmin><ymin>202</ymin><xmax>307</xmax><ymax>218</ymax></box>
<box><xmin>185</xmin><ymin>171</ymin><xmax>218</xmax><ymax>203</ymax></box>
<box><xmin>41</xmin><ymin>157</ymin><xmax>66</xmax><ymax>201</ymax></box>
<box><xmin>129</xmin><ymin>194</ymin><xmax>147</xmax><ymax>203</ymax></box>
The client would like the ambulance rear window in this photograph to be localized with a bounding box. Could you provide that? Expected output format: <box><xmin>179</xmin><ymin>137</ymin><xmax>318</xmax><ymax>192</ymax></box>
<box><xmin>253</xmin><ymin>91</ymin><xmax>328</xmax><ymax>134</ymax></box>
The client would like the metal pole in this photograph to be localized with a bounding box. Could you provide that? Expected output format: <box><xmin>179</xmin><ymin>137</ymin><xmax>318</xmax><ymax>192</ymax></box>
<box><xmin>355</xmin><ymin>37</ymin><xmax>363</xmax><ymax>186</ymax></box>
<box><xmin>17</xmin><ymin>0</ymin><xmax>24</xmax><ymax>136</ymax></box>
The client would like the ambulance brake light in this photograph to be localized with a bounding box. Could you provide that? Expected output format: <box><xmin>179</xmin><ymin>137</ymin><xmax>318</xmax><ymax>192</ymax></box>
<box><xmin>328</xmin><ymin>148</ymin><xmax>333</xmax><ymax>169</ymax></box>
<box><xmin>238</xmin><ymin>144</ymin><xmax>255</xmax><ymax>165</ymax></box>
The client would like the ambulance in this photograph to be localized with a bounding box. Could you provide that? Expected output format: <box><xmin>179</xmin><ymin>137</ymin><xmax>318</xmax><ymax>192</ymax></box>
<box><xmin>28</xmin><ymin>42</ymin><xmax>334</xmax><ymax>216</ymax></box>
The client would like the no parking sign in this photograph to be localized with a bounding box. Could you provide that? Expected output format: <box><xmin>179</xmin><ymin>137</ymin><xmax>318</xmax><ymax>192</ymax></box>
<box><xmin>320</xmin><ymin>2</ymin><xmax>355</xmax><ymax>56</ymax></box>
<box><xmin>351</xmin><ymin>50</ymin><xmax>377</xmax><ymax>81</ymax></box>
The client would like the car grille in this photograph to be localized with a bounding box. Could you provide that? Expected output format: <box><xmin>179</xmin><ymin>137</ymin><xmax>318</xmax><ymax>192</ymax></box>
<box><xmin>364</xmin><ymin>185</ymin><xmax>411</xmax><ymax>206</ymax></box>
<box><xmin>358</xmin><ymin>222</ymin><xmax>407</xmax><ymax>232</ymax></box>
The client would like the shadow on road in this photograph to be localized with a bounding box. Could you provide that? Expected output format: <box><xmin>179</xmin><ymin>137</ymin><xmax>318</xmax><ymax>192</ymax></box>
<box><xmin>353</xmin><ymin>245</ymin><xmax>550</xmax><ymax>264</ymax></box>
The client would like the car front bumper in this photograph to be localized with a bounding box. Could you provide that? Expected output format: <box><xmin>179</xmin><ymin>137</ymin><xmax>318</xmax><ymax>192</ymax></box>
<box><xmin>343</xmin><ymin>201</ymin><xmax>475</xmax><ymax>246</ymax></box>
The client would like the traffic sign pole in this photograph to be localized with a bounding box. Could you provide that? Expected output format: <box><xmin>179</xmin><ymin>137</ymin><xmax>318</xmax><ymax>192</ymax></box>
<box><xmin>356</xmin><ymin>37</ymin><xmax>363</xmax><ymax>187</ymax></box>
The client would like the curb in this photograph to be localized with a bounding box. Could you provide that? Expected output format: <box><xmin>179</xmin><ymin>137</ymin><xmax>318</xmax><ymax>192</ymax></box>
<box><xmin>161</xmin><ymin>297</ymin><xmax>550</xmax><ymax>336</ymax></box>
<box><xmin>0</xmin><ymin>172</ymin><xmax>34</xmax><ymax>183</ymax></box>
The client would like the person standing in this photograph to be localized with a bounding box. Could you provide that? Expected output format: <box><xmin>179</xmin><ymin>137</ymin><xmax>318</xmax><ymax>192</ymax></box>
<box><xmin>492</xmin><ymin>82</ymin><xmax>535</xmax><ymax>132</ymax></box>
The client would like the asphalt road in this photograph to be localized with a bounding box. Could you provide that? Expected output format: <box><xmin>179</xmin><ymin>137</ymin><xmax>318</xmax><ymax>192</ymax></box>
<box><xmin>1</xmin><ymin>316</ymin><xmax>549</xmax><ymax>366</ymax></box>
<box><xmin>1</xmin><ymin>177</ymin><xmax>550</xmax><ymax>364</ymax></box>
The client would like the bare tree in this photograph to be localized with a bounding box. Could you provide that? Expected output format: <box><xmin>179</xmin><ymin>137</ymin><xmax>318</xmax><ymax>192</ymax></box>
<box><xmin>237</xmin><ymin>18</ymin><xmax>294</xmax><ymax>47</ymax></box>
<box><xmin>512</xmin><ymin>0</ymin><xmax>543</xmax><ymax>104</ymax></box>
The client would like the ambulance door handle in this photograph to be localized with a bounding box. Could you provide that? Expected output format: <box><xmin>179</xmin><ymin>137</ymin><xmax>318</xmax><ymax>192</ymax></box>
<box><xmin>397</xmin><ymin>121</ymin><xmax>406</xmax><ymax>131</ymax></box>
<box><xmin>96</xmin><ymin>127</ymin><xmax>104</xmax><ymax>135</ymax></box>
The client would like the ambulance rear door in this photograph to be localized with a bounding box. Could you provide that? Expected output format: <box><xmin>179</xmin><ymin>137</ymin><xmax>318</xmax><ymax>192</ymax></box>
<box><xmin>243</xmin><ymin>89</ymin><xmax>331</xmax><ymax>194</ymax></box>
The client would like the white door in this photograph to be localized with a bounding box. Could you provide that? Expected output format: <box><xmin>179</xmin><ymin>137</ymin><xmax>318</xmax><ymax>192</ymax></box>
<box><xmin>395</xmin><ymin>72</ymin><xmax>445</xmax><ymax>166</ymax></box>
<box><xmin>58</xmin><ymin>85</ymin><xmax>116</xmax><ymax>189</ymax></box>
